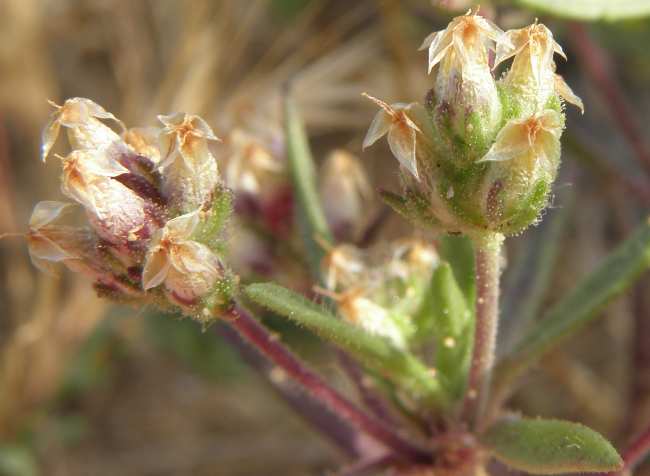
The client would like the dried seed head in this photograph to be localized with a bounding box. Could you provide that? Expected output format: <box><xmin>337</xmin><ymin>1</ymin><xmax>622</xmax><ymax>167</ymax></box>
<box><xmin>319</xmin><ymin>150</ymin><xmax>372</xmax><ymax>242</ymax></box>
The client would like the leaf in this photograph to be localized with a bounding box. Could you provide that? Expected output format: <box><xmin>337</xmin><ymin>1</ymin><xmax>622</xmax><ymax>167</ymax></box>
<box><xmin>414</xmin><ymin>263</ymin><xmax>473</xmax><ymax>400</ymax></box>
<box><xmin>495</xmin><ymin>219</ymin><xmax>650</xmax><ymax>394</ymax></box>
<box><xmin>437</xmin><ymin>234</ymin><xmax>475</xmax><ymax>306</ymax></box>
<box><xmin>244</xmin><ymin>282</ymin><xmax>448</xmax><ymax>407</ymax></box>
<box><xmin>284</xmin><ymin>95</ymin><xmax>333</xmax><ymax>276</ymax></box>
<box><xmin>515</xmin><ymin>0</ymin><xmax>650</xmax><ymax>21</ymax></box>
<box><xmin>482</xmin><ymin>417</ymin><xmax>623</xmax><ymax>474</ymax></box>
<box><xmin>379</xmin><ymin>189</ymin><xmax>441</xmax><ymax>230</ymax></box>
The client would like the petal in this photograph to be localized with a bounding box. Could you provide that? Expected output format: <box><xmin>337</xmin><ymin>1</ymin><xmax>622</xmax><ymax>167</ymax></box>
<box><xmin>429</xmin><ymin>36</ymin><xmax>453</xmax><ymax>73</ymax></box>
<box><xmin>478</xmin><ymin>119</ymin><xmax>530</xmax><ymax>162</ymax></box>
<box><xmin>41</xmin><ymin>113</ymin><xmax>61</xmax><ymax>162</ymax></box>
<box><xmin>362</xmin><ymin>110</ymin><xmax>391</xmax><ymax>149</ymax></box>
<box><xmin>157</xmin><ymin>133</ymin><xmax>178</xmax><ymax>169</ymax></box>
<box><xmin>555</xmin><ymin>74</ymin><xmax>584</xmax><ymax>113</ymax></box>
<box><xmin>164</xmin><ymin>209</ymin><xmax>201</xmax><ymax>239</ymax></box>
<box><xmin>123</xmin><ymin>127</ymin><xmax>162</xmax><ymax>163</ymax></box>
<box><xmin>171</xmin><ymin>241</ymin><xmax>221</xmax><ymax>275</ymax></box>
<box><xmin>27</xmin><ymin>233</ymin><xmax>77</xmax><ymax>262</ymax></box>
<box><xmin>77</xmin><ymin>98</ymin><xmax>125</xmax><ymax>130</ymax></box>
<box><xmin>418</xmin><ymin>31</ymin><xmax>438</xmax><ymax>51</ymax></box>
<box><xmin>157</xmin><ymin>112</ymin><xmax>185</xmax><ymax>128</ymax></box>
<box><xmin>142</xmin><ymin>248</ymin><xmax>171</xmax><ymax>290</ymax></box>
<box><xmin>80</xmin><ymin>150</ymin><xmax>130</xmax><ymax>177</ymax></box>
<box><xmin>494</xmin><ymin>29</ymin><xmax>528</xmax><ymax>68</ymax></box>
<box><xmin>387</xmin><ymin>127</ymin><xmax>419</xmax><ymax>180</ymax></box>
<box><xmin>29</xmin><ymin>201</ymin><xmax>73</xmax><ymax>229</ymax></box>
<box><xmin>189</xmin><ymin>115</ymin><xmax>220</xmax><ymax>142</ymax></box>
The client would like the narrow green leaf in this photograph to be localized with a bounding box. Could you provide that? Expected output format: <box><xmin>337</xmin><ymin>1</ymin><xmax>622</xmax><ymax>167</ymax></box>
<box><xmin>415</xmin><ymin>263</ymin><xmax>473</xmax><ymax>400</ymax></box>
<box><xmin>284</xmin><ymin>95</ymin><xmax>333</xmax><ymax>276</ymax></box>
<box><xmin>516</xmin><ymin>0</ymin><xmax>650</xmax><ymax>21</ymax></box>
<box><xmin>482</xmin><ymin>417</ymin><xmax>623</xmax><ymax>474</ymax></box>
<box><xmin>437</xmin><ymin>234</ymin><xmax>475</xmax><ymax>306</ymax></box>
<box><xmin>244</xmin><ymin>282</ymin><xmax>448</xmax><ymax>407</ymax></box>
<box><xmin>496</xmin><ymin>219</ymin><xmax>650</xmax><ymax>391</ymax></box>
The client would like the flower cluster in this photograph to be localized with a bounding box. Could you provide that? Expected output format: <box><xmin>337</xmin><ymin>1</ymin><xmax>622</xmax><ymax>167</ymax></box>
<box><xmin>364</xmin><ymin>10</ymin><xmax>582</xmax><ymax>236</ymax></box>
<box><xmin>319</xmin><ymin>240</ymin><xmax>439</xmax><ymax>349</ymax></box>
<box><xmin>30</xmin><ymin>98</ymin><xmax>234</xmax><ymax>321</ymax></box>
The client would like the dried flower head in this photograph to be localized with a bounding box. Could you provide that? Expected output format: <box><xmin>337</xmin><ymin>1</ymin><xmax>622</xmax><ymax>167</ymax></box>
<box><xmin>319</xmin><ymin>150</ymin><xmax>372</xmax><ymax>241</ymax></box>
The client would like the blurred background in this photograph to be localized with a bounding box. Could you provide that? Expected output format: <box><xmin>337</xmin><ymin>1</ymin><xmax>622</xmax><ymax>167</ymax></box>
<box><xmin>0</xmin><ymin>0</ymin><xmax>649</xmax><ymax>474</ymax></box>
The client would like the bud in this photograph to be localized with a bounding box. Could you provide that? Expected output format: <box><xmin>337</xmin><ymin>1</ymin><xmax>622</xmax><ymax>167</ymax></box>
<box><xmin>495</xmin><ymin>22</ymin><xmax>584</xmax><ymax>116</ymax></box>
<box><xmin>420</xmin><ymin>9</ymin><xmax>508</xmax><ymax>157</ymax></box>
<box><xmin>158</xmin><ymin>113</ymin><xmax>222</xmax><ymax>213</ymax></box>
<box><xmin>142</xmin><ymin>210</ymin><xmax>224</xmax><ymax>307</ymax></box>
<box><xmin>319</xmin><ymin>150</ymin><xmax>372</xmax><ymax>242</ymax></box>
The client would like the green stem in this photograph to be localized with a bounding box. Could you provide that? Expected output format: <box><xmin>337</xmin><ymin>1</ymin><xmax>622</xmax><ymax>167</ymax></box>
<box><xmin>462</xmin><ymin>232</ymin><xmax>503</xmax><ymax>429</ymax></box>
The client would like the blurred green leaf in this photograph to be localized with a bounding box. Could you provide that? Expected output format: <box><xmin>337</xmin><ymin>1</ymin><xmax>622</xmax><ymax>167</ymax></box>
<box><xmin>0</xmin><ymin>445</ymin><xmax>38</xmax><ymax>476</ymax></box>
<box><xmin>437</xmin><ymin>234</ymin><xmax>475</xmax><ymax>306</ymax></box>
<box><xmin>500</xmin><ymin>194</ymin><xmax>573</xmax><ymax>355</ymax></box>
<box><xmin>244</xmin><ymin>282</ymin><xmax>448</xmax><ymax>407</ymax></box>
<box><xmin>482</xmin><ymin>417</ymin><xmax>623</xmax><ymax>474</ymax></box>
<box><xmin>496</xmin><ymin>219</ymin><xmax>650</xmax><ymax>391</ymax></box>
<box><xmin>414</xmin><ymin>263</ymin><xmax>473</xmax><ymax>400</ymax></box>
<box><xmin>379</xmin><ymin>190</ymin><xmax>440</xmax><ymax>230</ymax></box>
<box><xmin>515</xmin><ymin>0</ymin><xmax>650</xmax><ymax>21</ymax></box>
<box><xmin>146</xmin><ymin>312</ymin><xmax>246</xmax><ymax>381</ymax></box>
<box><xmin>284</xmin><ymin>95</ymin><xmax>333</xmax><ymax>277</ymax></box>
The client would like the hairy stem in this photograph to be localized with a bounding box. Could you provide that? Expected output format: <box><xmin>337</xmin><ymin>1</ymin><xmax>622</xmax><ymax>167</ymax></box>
<box><xmin>462</xmin><ymin>233</ymin><xmax>503</xmax><ymax>429</ymax></box>
<box><xmin>218</xmin><ymin>324</ymin><xmax>363</xmax><ymax>458</ymax></box>
<box><xmin>224</xmin><ymin>304</ymin><xmax>432</xmax><ymax>464</ymax></box>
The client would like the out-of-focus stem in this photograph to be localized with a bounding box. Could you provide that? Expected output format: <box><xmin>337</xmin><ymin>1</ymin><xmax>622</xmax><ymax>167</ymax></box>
<box><xmin>569</xmin><ymin>23</ymin><xmax>650</xmax><ymax>181</ymax></box>
<box><xmin>462</xmin><ymin>233</ymin><xmax>503</xmax><ymax>429</ymax></box>
<box><xmin>217</xmin><ymin>324</ymin><xmax>363</xmax><ymax>458</ymax></box>
<box><xmin>224</xmin><ymin>305</ymin><xmax>432</xmax><ymax>464</ymax></box>
<box><xmin>608</xmin><ymin>425</ymin><xmax>650</xmax><ymax>476</ymax></box>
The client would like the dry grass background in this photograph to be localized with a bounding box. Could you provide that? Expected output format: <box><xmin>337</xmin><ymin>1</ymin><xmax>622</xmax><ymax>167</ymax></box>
<box><xmin>0</xmin><ymin>0</ymin><xmax>649</xmax><ymax>474</ymax></box>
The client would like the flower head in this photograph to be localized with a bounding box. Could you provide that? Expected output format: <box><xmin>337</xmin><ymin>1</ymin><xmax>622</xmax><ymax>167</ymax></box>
<box><xmin>319</xmin><ymin>150</ymin><xmax>372</xmax><ymax>242</ymax></box>
<box><xmin>42</xmin><ymin>98</ymin><xmax>125</xmax><ymax>162</ymax></box>
<box><xmin>142</xmin><ymin>210</ymin><xmax>223</xmax><ymax>306</ymax></box>
<box><xmin>362</xmin><ymin>93</ymin><xmax>425</xmax><ymax>181</ymax></box>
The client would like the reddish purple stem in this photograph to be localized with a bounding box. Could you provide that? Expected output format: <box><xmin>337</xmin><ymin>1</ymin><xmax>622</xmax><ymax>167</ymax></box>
<box><xmin>608</xmin><ymin>425</ymin><xmax>650</xmax><ymax>475</ymax></box>
<box><xmin>225</xmin><ymin>305</ymin><xmax>432</xmax><ymax>464</ymax></box>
